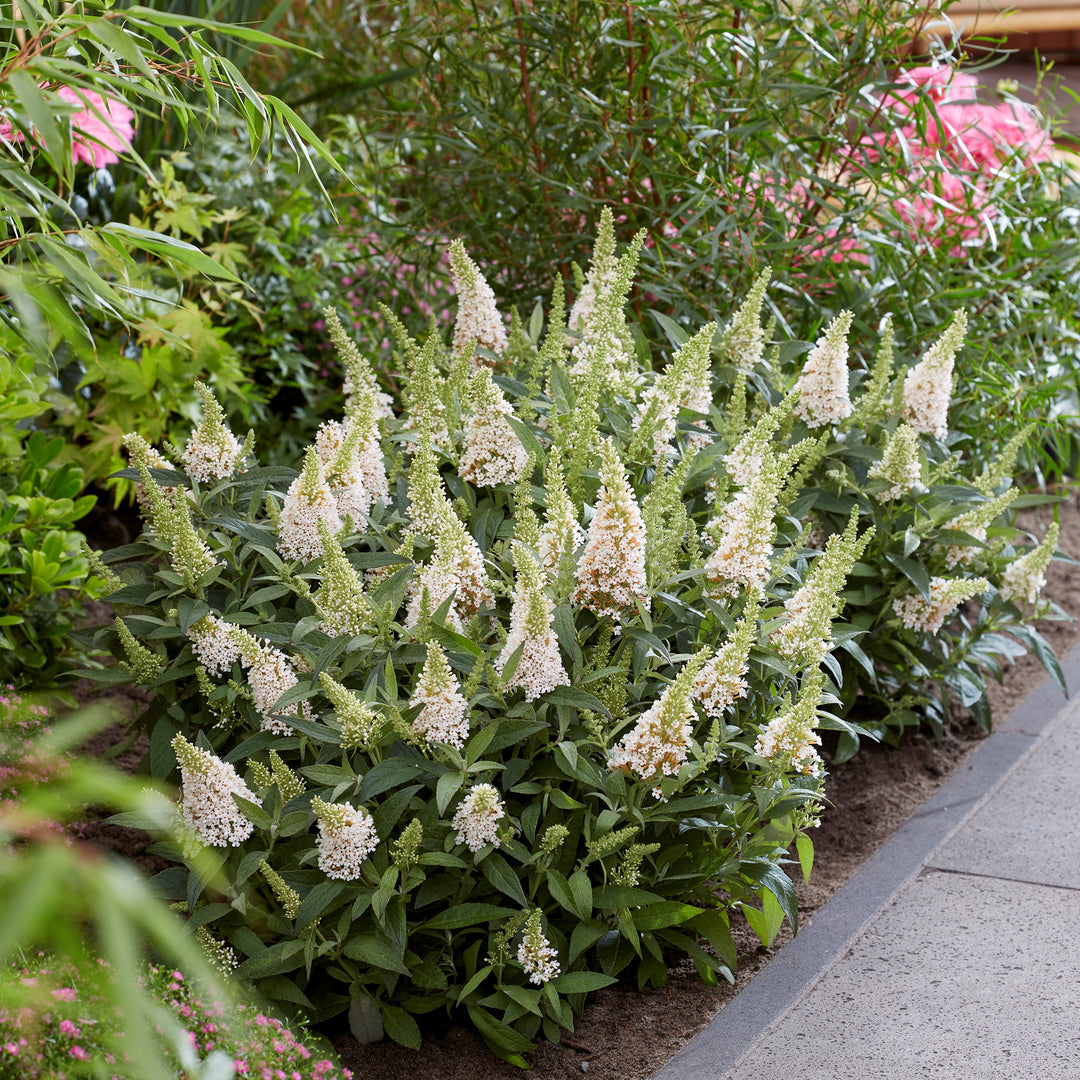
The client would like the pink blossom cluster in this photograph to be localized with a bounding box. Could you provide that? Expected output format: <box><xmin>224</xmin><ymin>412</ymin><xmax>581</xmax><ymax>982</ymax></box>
<box><xmin>739</xmin><ymin>64</ymin><xmax>1055</xmax><ymax>262</ymax></box>
<box><xmin>0</xmin><ymin>957</ymin><xmax>353</xmax><ymax>1080</ymax></box>
<box><xmin>0</xmin><ymin>86</ymin><xmax>134</xmax><ymax>167</ymax></box>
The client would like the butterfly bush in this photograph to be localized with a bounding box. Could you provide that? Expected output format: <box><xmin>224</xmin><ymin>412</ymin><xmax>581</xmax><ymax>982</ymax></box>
<box><xmin>93</xmin><ymin>211</ymin><xmax>1063</xmax><ymax>1061</ymax></box>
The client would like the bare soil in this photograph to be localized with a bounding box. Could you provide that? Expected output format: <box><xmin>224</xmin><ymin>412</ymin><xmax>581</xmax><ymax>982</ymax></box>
<box><xmin>76</xmin><ymin>498</ymin><xmax>1080</xmax><ymax>1080</ymax></box>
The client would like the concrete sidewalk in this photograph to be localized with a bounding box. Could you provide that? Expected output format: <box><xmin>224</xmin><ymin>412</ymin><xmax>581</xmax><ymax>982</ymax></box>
<box><xmin>653</xmin><ymin>643</ymin><xmax>1080</xmax><ymax>1080</ymax></box>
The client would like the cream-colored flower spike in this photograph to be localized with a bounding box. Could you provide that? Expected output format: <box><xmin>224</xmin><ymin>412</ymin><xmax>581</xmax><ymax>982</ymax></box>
<box><xmin>568</xmin><ymin>206</ymin><xmax>620</xmax><ymax>336</ymax></box>
<box><xmin>449</xmin><ymin>239</ymin><xmax>508</xmax><ymax>361</ymax></box>
<box><xmin>868</xmin><ymin>424</ymin><xmax>922</xmax><ymax>501</ymax></box>
<box><xmin>460</xmin><ymin>367</ymin><xmax>529</xmax><ymax>487</ymax></box>
<box><xmin>181</xmin><ymin>381</ymin><xmax>245</xmax><ymax>483</ymax></box>
<box><xmin>720</xmin><ymin>267</ymin><xmax>772</xmax><ymax>371</ymax></box>
<box><xmin>498</xmin><ymin>544</ymin><xmax>570</xmax><ymax>700</ymax></box>
<box><xmin>901</xmin><ymin>310</ymin><xmax>968</xmax><ymax>439</ymax></box>
<box><xmin>172</xmin><ymin>733</ymin><xmax>259</xmax><ymax>848</ymax></box>
<box><xmin>410</xmin><ymin>641</ymin><xmax>470</xmax><ymax>748</ymax></box>
<box><xmin>572</xmin><ymin>439</ymin><xmax>649</xmax><ymax>623</ymax></box>
<box><xmin>1001</xmin><ymin>522</ymin><xmax>1058</xmax><ymax>608</ymax></box>
<box><xmin>278</xmin><ymin>446</ymin><xmax>342</xmax><ymax>562</ymax></box>
<box><xmin>893</xmin><ymin>574</ymin><xmax>988</xmax><ymax>633</ymax></box>
<box><xmin>793</xmin><ymin>311</ymin><xmax>854</xmax><ymax>428</ymax></box>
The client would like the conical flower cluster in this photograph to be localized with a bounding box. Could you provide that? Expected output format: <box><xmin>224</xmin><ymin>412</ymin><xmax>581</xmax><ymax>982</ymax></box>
<box><xmin>868</xmin><ymin>424</ymin><xmax>922</xmax><ymax>501</ymax></box>
<box><xmin>460</xmin><ymin>367</ymin><xmax>529</xmax><ymax>487</ymax></box>
<box><xmin>400</xmin><ymin>328</ymin><xmax>450</xmax><ymax>451</ymax></box>
<box><xmin>633</xmin><ymin>324</ymin><xmax>716</xmax><ymax>459</ymax></box>
<box><xmin>181</xmin><ymin>381</ymin><xmax>245</xmax><ymax>483</ymax></box>
<box><xmin>319</xmin><ymin>393</ymin><xmax>388</xmax><ymax>522</ymax></box>
<box><xmin>173</xmin><ymin>733</ymin><xmax>259</xmax><ymax>847</ymax></box>
<box><xmin>568</xmin><ymin>231</ymin><xmax>646</xmax><ymax>394</ymax></box>
<box><xmin>278</xmin><ymin>446</ymin><xmax>342</xmax><ymax>562</ymax></box>
<box><xmin>410</xmin><ymin>641</ymin><xmax>470</xmax><ymax>748</ymax></box>
<box><xmin>610</xmin><ymin>652</ymin><xmax>708</xmax><ymax>786</ymax></box>
<box><xmin>902</xmin><ymin>310</ymin><xmax>967</xmax><ymax>439</ymax></box>
<box><xmin>324</xmin><ymin>305</ymin><xmax>394</xmax><ymax>419</ymax></box>
<box><xmin>705</xmin><ymin>454</ymin><xmax>786</xmax><ymax>597</ymax></box>
<box><xmin>720</xmin><ymin>268</ymin><xmax>771</xmax><ymax>371</ymax></box>
<box><xmin>568</xmin><ymin>207</ymin><xmax>619</xmax><ymax>336</ymax></box>
<box><xmin>793</xmin><ymin>311</ymin><xmax>854</xmax><ymax>428</ymax></box>
<box><xmin>312</xmin><ymin>796</ymin><xmax>379</xmax><ymax>880</ymax></box>
<box><xmin>129</xmin><ymin>445</ymin><xmax>218</xmax><ymax>588</ymax></box>
<box><xmin>572</xmin><ymin>439</ymin><xmax>649</xmax><ymax>623</ymax></box>
<box><xmin>724</xmin><ymin>389</ymin><xmax>798</xmax><ymax>487</ymax></box>
<box><xmin>1001</xmin><ymin>522</ymin><xmax>1058</xmax><ymax>607</ymax></box>
<box><xmin>694</xmin><ymin>604</ymin><xmax>758</xmax><ymax>717</ymax></box>
<box><xmin>319</xmin><ymin>672</ymin><xmax>381</xmax><ymax>751</ymax></box>
<box><xmin>313</xmin><ymin>520</ymin><xmax>369</xmax><ymax>637</ymax></box>
<box><xmin>538</xmin><ymin>451</ymin><xmax>585</xmax><ymax>581</ymax></box>
<box><xmin>943</xmin><ymin>490</ymin><xmax>1016</xmax><ymax>569</ymax></box>
<box><xmin>770</xmin><ymin>510</ymin><xmax>873</xmax><ymax>665</ymax></box>
<box><xmin>517</xmin><ymin>909</ymin><xmax>560</xmax><ymax>985</ymax></box>
<box><xmin>124</xmin><ymin>433</ymin><xmax>177</xmax><ymax>512</ymax></box>
<box><xmin>406</xmin><ymin>514</ymin><xmax>493</xmax><ymax>632</ymax></box>
<box><xmin>497</xmin><ymin>545</ymin><xmax>570</xmax><ymax>701</ymax></box>
<box><xmin>406</xmin><ymin>441</ymin><xmax>456</xmax><ymax>537</ymax></box>
<box><xmin>187</xmin><ymin>613</ymin><xmax>242</xmax><ymax>676</ymax></box>
<box><xmin>235</xmin><ymin>632</ymin><xmax>313</xmax><ymax>734</ymax></box>
<box><xmin>451</xmin><ymin>783</ymin><xmax>505</xmax><ymax>852</ymax></box>
<box><xmin>894</xmin><ymin>574</ymin><xmax>989</xmax><ymax>633</ymax></box>
<box><xmin>450</xmin><ymin>239</ymin><xmax>507</xmax><ymax>361</ymax></box>
<box><xmin>754</xmin><ymin>673</ymin><xmax>825</xmax><ymax>777</ymax></box>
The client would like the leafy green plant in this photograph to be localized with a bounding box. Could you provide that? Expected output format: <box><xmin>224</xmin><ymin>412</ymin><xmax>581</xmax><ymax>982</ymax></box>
<box><xmin>87</xmin><ymin>220</ymin><xmax>1065</xmax><ymax>1061</ymax></box>
<box><xmin>0</xmin><ymin>343</ymin><xmax>105</xmax><ymax>687</ymax></box>
<box><xmin>0</xmin><ymin>0</ymin><xmax>351</xmax><ymax>509</ymax></box>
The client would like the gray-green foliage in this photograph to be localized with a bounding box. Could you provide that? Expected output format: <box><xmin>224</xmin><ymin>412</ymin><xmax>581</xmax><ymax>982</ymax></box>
<box><xmin>91</xmin><ymin>230</ymin><xmax>1064</xmax><ymax>1061</ymax></box>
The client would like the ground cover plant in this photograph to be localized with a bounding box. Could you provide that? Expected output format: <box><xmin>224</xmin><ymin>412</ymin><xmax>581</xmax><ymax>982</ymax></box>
<box><xmin>0</xmin><ymin>689</ymin><xmax>355</xmax><ymax>1079</ymax></box>
<box><xmin>89</xmin><ymin>217</ymin><xmax>1064</xmax><ymax>1062</ymax></box>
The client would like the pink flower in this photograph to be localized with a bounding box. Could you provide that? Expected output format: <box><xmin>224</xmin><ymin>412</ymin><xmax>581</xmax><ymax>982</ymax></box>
<box><xmin>891</xmin><ymin>64</ymin><xmax>979</xmax><ymax>106</ymax></box>
<box><xmin>70</xmin><ymin>1046</ymin><xmax>90</xmax><ymax>1060</ymax></box>
<box><xmin>0</xmin><ymin>86</ymin><xmax>134</xmax><ymax>167</ymax></box>
<box><xmin>59</xmin><ymin>1020</ymin><xmax>80</xmax><ymax>1037</ymax></box>
<box><xmin>3</xmin><ymin>1043</ymin><xmax>18</xmax><ymax>1055</ymax></box>
<box><xmin>58</xmin><ymin>87</ymin><xmax>134</xmax><ymax>166</ymax></box>
<box><xmin>51</xmin><ymin>988</ymin><xmax>77</xmax><ymax>1002</ymax></box>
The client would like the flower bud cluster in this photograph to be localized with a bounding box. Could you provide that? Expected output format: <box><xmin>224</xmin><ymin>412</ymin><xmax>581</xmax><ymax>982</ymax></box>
<box><xmin>793</xmin><ymin>311</ymin><xmax>854</xmax><ymax>428</ymax></box>
<box><xmin>901</xmin><ymin>310</ymin><xmax>967</xmax><ymax>438</ymax></box>
<box><xmin>894</xmin><ymin>575</ymin><xmax>989</xmax><ymax>633</ymax></box>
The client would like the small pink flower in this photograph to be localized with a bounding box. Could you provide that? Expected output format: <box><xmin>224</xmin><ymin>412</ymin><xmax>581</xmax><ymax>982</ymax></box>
<box><xmin>51</xmin><ymin>988</ymin><xmax>76</xmax><ymax>1002</ymax></box>
<box><xmin>3</xmin><ymin>1043</ymin><xmax>18</xmax><ymax>1055</ymax></box>
<box><xmin>70</xmin><ymin>1046</ymin><xmax>90</xmax><ymax>1060</ymax></box>
<box><xmin>234</xmin><ymin>1061</ymin><xmax>249</xmax><ymax>1076</ymax></box>
<box><xmin>59</xmin><ymin>1020</ymin><xmax>80</xmax><ymax>1037</ymax></box>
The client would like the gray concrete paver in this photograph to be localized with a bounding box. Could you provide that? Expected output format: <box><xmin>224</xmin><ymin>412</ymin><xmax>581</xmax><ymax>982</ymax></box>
<box><xmin>930</xmin><ymin>698</ymin><xmax>1080</xmax><ymax>887</ymax></box>
<box><xmin>724</xmin><ymin>871</ymin><xmax>1080</xmax><ymax>1080</ymax></box>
